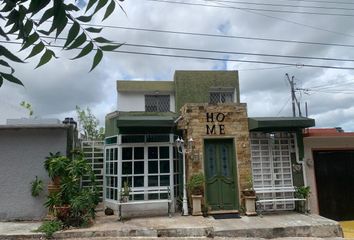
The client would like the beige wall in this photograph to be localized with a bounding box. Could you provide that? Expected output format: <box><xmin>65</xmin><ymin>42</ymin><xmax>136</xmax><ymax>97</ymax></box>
<box><xmin>304</xmin><ymin>136</ymin><xmax>354</xmax><ymax>214</ymax></box>
<box><xmin>177</xmin><ymin>103</ymin><xmax>251</xmax><ymax>205</ymax></box>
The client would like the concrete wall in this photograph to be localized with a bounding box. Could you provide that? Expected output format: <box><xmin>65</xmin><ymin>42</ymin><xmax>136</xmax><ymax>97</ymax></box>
<box><xmin>0</xmin><ymin>128</ymin><xmax>68</xmax><ymax>221</ymax></box>
<box><xmin>303</xmin><ymin>136</ymin><xmax>354</xmax><ymax>214</ymax></box>
<box><xmin>117</xmin><ymin>92</ymin><xmax>175</xmax><ymax>112</ymax></box>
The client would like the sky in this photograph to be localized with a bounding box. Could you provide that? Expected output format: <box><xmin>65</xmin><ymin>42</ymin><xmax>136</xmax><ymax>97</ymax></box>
<box><xmin>1</xmin><ymin>0</ymin><xmax>354</xmax><ymax>131</ymax></box>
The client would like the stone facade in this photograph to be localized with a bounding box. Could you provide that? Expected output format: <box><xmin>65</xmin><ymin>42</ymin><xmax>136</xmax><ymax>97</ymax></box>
<box><xmin>178</xmin><ymin>103</ymin><xmax>252</xmax><ymax>204</ymax></box>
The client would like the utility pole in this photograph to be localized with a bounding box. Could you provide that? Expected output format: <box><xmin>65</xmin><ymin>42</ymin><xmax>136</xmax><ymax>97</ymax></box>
<box><xmin>286</xmin><ymin>73</ymin><xmax>296</xmax><ymax>117</ymax></box>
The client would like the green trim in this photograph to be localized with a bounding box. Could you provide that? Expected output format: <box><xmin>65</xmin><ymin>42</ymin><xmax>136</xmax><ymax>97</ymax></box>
<box><xmin>248</xmin><ymin>117</ymin><xmax>315</xmax><ymax>131</ymax></box>
<box><xmin>117</xmin><ymin>80</ymin><xmax>174</xmax><ymax>92</ymax></box>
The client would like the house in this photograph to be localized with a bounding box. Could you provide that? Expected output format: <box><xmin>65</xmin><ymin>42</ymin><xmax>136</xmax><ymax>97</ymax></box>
<box><xmin>104</xmin><ymin>70</ymin><xmax>315</xmax><ymax>216</ymax></box>
<box><xmin>304</xmin><ymin>128</ymin><xmax>354</xmax><ymax>221</ymax></box>
<box><xmin>0</xmin><ymin>118</ymin><xmax>76</xmax><ymax>221</ymax></box>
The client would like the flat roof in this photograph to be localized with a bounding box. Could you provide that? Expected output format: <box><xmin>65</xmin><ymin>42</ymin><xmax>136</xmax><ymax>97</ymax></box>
<box><xmin>0</xmin><ymin>124</ymin><xmax>69</xmax><ymax>130</ymax></box>
<box><xmin>248</xmin><ymin>117</ymin><xmax>315</xmax><ymax>131</ymax></box>
<box><xmin>116</xmin><ymin>112</ymin><xmax>177</xmax><ymax>127</ymax></box>
<box><xmin>117</xmin><ymin>80</ymin><xmax>174</xmax><ymax>93</ymax></box>
<box><xmin>304</xmin><ymin>128</ymin><xmax>354</xmax><ymax>137</ymax></box>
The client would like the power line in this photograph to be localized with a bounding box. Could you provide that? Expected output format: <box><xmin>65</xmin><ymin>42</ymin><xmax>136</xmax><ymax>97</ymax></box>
<box><xmin>276</xmin><ymin>96</ymin><xmax>291</xmax><ymax>116</ymax></box>
<box><xmin>146</xmin><ymin>0</ymin><xmax>354</xmax><ymax>17</ymax></box>
<box><xmin>2</xmin><ymin>40</ymin><xmax>354</xmax><ymax>70</ymax></box>
<box><xmin>271</xmin><ymin>0</ymin><xmax>354</xmax><ymax>6</ymax></box>
<box><xmin>82</xmin><ymin>23</ymin><xmax>354</xmax><ymax>48</ymax></box>
<box><xmin>209</xmin><ymin>0</ymin><xmax>354</xmax><ymax>38</ymax></box>
<box><xmin>204</xmin><ymin>0</ymin><xmax>354</xmax><ymax>11</ymax></box>
<box><xmin>9</xmin><ymin>34</ymin><xmax>354</xmax><ymax>63</ymax></box>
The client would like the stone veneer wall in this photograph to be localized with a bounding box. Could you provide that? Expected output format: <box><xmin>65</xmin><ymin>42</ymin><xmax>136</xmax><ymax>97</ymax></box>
<box><xmin>177</xmin><ymin>103</ymin><xmax>252</xmax><ymax>202</ymax></box>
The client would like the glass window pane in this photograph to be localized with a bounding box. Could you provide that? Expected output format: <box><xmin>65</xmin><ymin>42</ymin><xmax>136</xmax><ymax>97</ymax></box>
<box><xmin>122</xmin><ymin>147</ymin><xmax>132</xmax><ymax>160</ymax></box>
<box><xmin>160</xmin><ymin>160</ymin><xmax>170</xmax><ymax>173</ymax></box>
<box><xmin>114</xmin><ymin>148</ymin><xmax>118</xmax><ymax>160</ymax></box>
<box><xmin>159</xmin><ymin>146</ymin><xmax>169</xmax><ymax>159</ymax></box>
<box><xmin>134</xmin><ymin>194</ymin><xmax>144</xmax><ymax>201</ymax></box>
<box><xmin>160</xmin><ymin>175</ymin><xmax>170</xmax><ymax>186</ymax></box>
<box><xmin>122</xmin><ymin>162</ymin><xmax>132</xmax><ymax>175</ymax></box>
<box><xmin>148</xmin><ymin>147</ymin><xmax>158</xmax><ymax>159</ymax></box>
<box><xmin>148</xmin><ymin>161</ymin><xmax>158</xmax><ymax>173</ymax></box>
<box><xmin>110</xmin><ymin>149</ymin><xmax>113</xmax><ymax>160</ymax></box>
<box><xmin>148</xmin><ymin>193</ymin><xmax>158</xmax><ymax>200</ymax></box>
<box><xmin>148</xmin><ymin>176</ymin><xmax>158</xmax><ymax>186</ymax></box>
<box><xmin>114</xmin><ymin>162</ymin><xmax>117</xmax><ymax>175</ymax></box>
<box><xmin>105</xmin><ymin>149</ymin><xmax>109</xmax><ymax>160</ymax></box>
<box><xmin>134</xmin><ymin>161</ymin><xmax>144</xmax><ymax>174</ymax></box>
<box><xmin>134</xmin><ymin>176</ymin><xmax>144</xmax><ymax>187</ymax></box>
<box><xmin>134</xmin><ymin>147</ymin><xmax>144</xmax><ymax>160</ymax></box>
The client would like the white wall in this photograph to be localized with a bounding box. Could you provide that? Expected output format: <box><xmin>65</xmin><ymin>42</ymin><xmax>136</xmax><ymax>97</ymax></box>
<box><xmin>117</xmin><ymin>92</ymin><xmax>175</xmax><ymax>112</ymax></box>
<box><xmin>304</xmin><ymin>136</ymin><xmax>354</xmax><ymax>214</ymax></box>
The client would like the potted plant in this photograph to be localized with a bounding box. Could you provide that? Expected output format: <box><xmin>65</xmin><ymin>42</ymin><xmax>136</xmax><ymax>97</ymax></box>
<box><xmin>187</xmin><ymin>172</ymin><xmax>205</xmax><ymax>216</ymax></box>
<box><xmin>242</xmin><ymin>175</ymin><xmax>257</xmax><ymax>216</ymax></box>
<box><xmin>44</xmin><ymin>152</ymin><xmax>65</xmax><ymax>194</ymax></box>
<box><xmin>295</xmin><ymin>186</ymin><xmax>311</xmax><ymax>213</ymax></box>
<box><xmin>121</xmin><ymin>181</ymin><xmax>131</xmax><ymax>202</ymax></box>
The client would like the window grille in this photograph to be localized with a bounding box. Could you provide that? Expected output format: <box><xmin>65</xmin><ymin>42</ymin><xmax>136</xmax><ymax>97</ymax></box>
<box><xmin>145</xmin><ymin>95</ymin><xmax>170</xmax><ymax>112</ymax></box>
<box><xmin>250</xmin><ymin>132</ymin><xmax>295</xmax><ymax>211</ymax></box>
<box><xmin>209</xmin><ymin>91</ymin><xmax>234</xmax><ymax>104</ymax></box>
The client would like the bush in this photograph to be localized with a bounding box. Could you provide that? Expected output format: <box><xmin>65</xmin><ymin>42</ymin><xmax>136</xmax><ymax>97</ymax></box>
<box><xmin>36</xmin><ymin>220</ymin><xmax>63</xmax><ymax>239</ymax></box>
<box><xmin>188</xmin><ymin>173</ymin><xmax>205</xmax><ymax>195</ymax></box>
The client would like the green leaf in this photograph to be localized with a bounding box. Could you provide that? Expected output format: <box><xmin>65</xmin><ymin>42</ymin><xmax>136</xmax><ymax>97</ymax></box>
<box><xmin>89</xmin><ymin>49</ymin><xmax>103</xmax><ymax>72</ymax></box>
<box><xmin>65</xmin><ymin>4</ymin><xmax>80</xmax><ymax>12</ymax></box>
<box><xmin>93</xmin><ymin>37</ymin><xmax>112</xmax><ymax>43</ymax></box>
<box><xmin>37</xmin><ymin>29</ymin><xmax>51</xmax><ymax>36</ymax></box>
<box><xmin>1</xmin><ymin>72</ymin><xmax>23</xmax><ymax>86</ymax></box>
<box><xmin>77</xmin><ymin>15</ymin><xmax>93</xmax><ymax>22</ymax></box>
<box><xmin>85</xmin><ymin>27</ymin><xmax>102</xmax><ymax>33</ymax></box>
<box><xmin>93</xmin><ymin>0</ymin><xmax>108</xmax><ymax>15</ymax></box>
<box><xmin>1</xmin><ymin>2</ymin><xmax>15</xmax><ymax>13</ymax></box>
<box><xmin>39</xmin><ymin>7</ymin><xmax>54</xmax><ymax>25</ymax></box>
<box><xmin>24</xmin><ymin>19</ymin><xmax>34</xmax><ymax>37</ymax></box>
<box><xmin>85</xmin><ymin>0</ymin><xmax>98</xmax><ymax>13</ymax></box>
<box><xmin>64</xmin><ymin>21</ymin><xmax>80</xmax><ymax>48</ymax></box>
<box><xmin>100</xmin><ymin>44</ymin><xmax>123</xmax><ymax>51</ymax></box>
<box><xmin>35</xmin><ymin>49</ymin><xmax>55</xmax><ymax>68</ymax></box>
<box><xmin>0</xmin><ymin>76</ymin><xmax>3</xmax><ymax>87</ymax></box>
<box><xmin>0</xmin><ymin>45</ymin><xmax>24</xmax><ymax>63</ymax></box>
<box><xmin>26</xmin><ymin>42</ymin><xmax>45</xmax><ymax>59</ymax></box>
<box><xmin>0</xmin><ymin>60</ymin><xmax>14</xmax><ymax>73</ymax></box>
<box><xmin>72</xmin><ymin>42</ymin><xmax>94</xmax><ymax>59</ymax></box>
<box><xmin>20</xmin><ymin>33</ymin><xmax>39</xmax><ymax>51</ymax></box>
<box><xmin>67</xmin><ymin>32</ymin><xmax>87</xmax><ymax>50</ymax></box>
<box><xmin>28</xmin><ymin>0</ymin><xmax>50</xmax><ymax>16</ymax></box>
<box><xmin>103</xmin><ymin>0</ymin><xmax>116</xmax><ymax>21</ymax></box>
<box><xmin>0</xmin><ymin>27</ymin><xmax>9</xmax><ymax>40</ymax></box>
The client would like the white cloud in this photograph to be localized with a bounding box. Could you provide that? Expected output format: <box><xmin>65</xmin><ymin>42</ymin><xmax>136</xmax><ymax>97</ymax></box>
<box><xmin>1</xmin><ymin>1</ymin><xmax>354</xmax><ymax>131</ymax></box>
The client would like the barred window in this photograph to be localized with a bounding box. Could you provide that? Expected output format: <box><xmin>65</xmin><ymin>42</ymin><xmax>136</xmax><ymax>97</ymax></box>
<box><xmin>145</xmin><ymin>95</ymin><xmax>170</xmax><ymax>112</ymax></box>
<box><xmin>209</xmin><ymin>91</ymin><xmax>234</xmax><ymax>104</ymax></box>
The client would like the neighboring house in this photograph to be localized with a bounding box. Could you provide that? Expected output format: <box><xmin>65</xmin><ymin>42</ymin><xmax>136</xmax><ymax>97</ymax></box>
<box><xmin>104</xmin><ymin>70</ymin><xmax>315</xmax><ymax>216</ymax></box>
<box><xmin>303</xmin><ymin>128</ymin><xmax>354</xmax><ymax>221</ymax></box>
<box><xmin>0</xmin><ymin>118</ymin><xmax>76</xmax><ymax>221</ymax></box>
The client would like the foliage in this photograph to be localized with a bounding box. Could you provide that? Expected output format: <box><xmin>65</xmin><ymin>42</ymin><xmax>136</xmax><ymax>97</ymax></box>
<box><xmin>30</xmin><ymin>176</ymin><xmax>43</xmax><ymax>197</ymax></box>
<box><xmin>295</xmin><ymin>186</ymin><xmax>311</xmax><ymax>199</ymax></box>
<box><xmin>0</xmin><ymin>0</ymin><xmax>124</xmax><ymax>88</ymax></box>
<box><xmin>245</xmin><ymin>174</ymin><xmax>253</xmax><ymax>190</ymax></box>
<box><xmin>35</xmin><ymin>220</ymin><xmax>63</xmax><ymax>239</ymax></box>
<box><xmin>76</xmin><ymin>105</ymin><xmax>104</xmax><ymax>140</ymax></box>
<box><xmin>20</xmin><ymin>101</ymin><xmax>34</xmax><ymax>117</ymax></box>
<box><xmin>121</xmin><ymin>180</ymin><xmax>131</xmax><ymax>197</ymax></box>
<box><xmin>188</xmin><ymin>172</ymin><xmax>205</xmax><ymax>195</ymax></box>
<box><xmin>43</xmin><ymin>150</ymin><xmax>99</xmax><ymax>227</ymax></box>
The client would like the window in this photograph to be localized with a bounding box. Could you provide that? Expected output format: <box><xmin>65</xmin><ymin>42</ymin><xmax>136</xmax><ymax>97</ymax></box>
<box><xmin>145</xmin><ymin>95</ymin><xmax>170</xmax><ymax>112</ymax></box>
<box><xmin>209</xmin><ymin>90</ymin><xmax>234</xmax><ymax>104</ymax></box>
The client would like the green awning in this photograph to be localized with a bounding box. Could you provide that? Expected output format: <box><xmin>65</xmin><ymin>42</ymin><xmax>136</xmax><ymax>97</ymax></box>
<box><xmin>116</xmin><ymin>112</ymin><xmax>177</xmax><ymax>127</ymax></box>
<box><xmin>248</xmin><ymin>117</ymin><xmax>315</xmax><ymax>131</ymax></box>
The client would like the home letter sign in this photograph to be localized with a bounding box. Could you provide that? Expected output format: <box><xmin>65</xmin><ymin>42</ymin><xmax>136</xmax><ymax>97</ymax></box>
<box><xmin>206</xmin><ymin>112</ymin><xmax>225</xmax><ymax>135</ymax></box>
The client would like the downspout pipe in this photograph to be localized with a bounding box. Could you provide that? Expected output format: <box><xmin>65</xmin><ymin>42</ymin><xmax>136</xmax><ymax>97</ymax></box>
<box><xmin>293</xmin><ymin>131</ymin><xmax>307</xmax><ymax>187</ymax></box>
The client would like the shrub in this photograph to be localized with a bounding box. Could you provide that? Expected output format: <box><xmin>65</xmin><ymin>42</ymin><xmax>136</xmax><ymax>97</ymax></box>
<box><xmin>30</xmin><ymin>176</ymin><xmax>43</xmax><ymax>197</ymax></box>
<box><xmin>36</xmin><ymin>220</ymin><xmax>63</xmax><ymax>239</ymax></box>
<box><xmin>188</xmin><ymin>173</ymin><xmax>205</xmax><ymax>195</ymax></box>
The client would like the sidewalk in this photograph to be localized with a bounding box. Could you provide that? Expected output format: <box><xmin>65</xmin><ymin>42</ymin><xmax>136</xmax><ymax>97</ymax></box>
<box><xmin>0</xmin><ymin>212</ymin><xmax>343</xmax><ymax>239</ymax></box>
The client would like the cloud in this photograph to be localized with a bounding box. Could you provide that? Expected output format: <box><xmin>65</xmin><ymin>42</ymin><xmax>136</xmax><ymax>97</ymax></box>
<box><xmin>1</xmin><ymin>0</ymin><xmax>354</xmax><ymax>132</ymax></box>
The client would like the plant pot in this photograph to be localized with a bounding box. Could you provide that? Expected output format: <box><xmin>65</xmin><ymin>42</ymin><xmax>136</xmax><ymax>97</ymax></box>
<box><xmin>296</xmin><ymin>200</ymin><xmax>307</xmax><ymax>213</ymax></box>
<box><xmin>47</xmin><ymin>183</ymin><xmax>60</xmax><ymax>194</ymax></box>
<box><xmin>121</xmin><ymin>196</ymin><xmax>129</xmax><ymax>203</ymax></box>
<box><xmin>191</xmin><ymin>195</ymin><xmax>203</xmax><ymax>216</ymax></box>
<box><xmin>54</xmin><ymin>205</ymin><xmax>70</xmax><ymax>221</ymax></box>
<box><xmin>242</xmin><ymin>189</ymin><xmax>256</xmax><ymax>197</ymax></box>
<box><xmin>244</xmin><ymin>196</ymin><xmax>257</xmax><ymax>216</ymax></box>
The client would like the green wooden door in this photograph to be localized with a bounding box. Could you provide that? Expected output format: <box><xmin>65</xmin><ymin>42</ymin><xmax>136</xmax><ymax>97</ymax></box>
<box><xmin>204</xmin><ymin>139</ymin><xmax>238</xmax><ymax>211</ymax></box>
